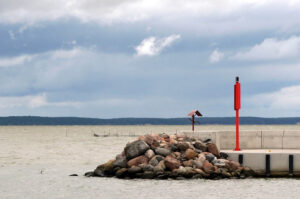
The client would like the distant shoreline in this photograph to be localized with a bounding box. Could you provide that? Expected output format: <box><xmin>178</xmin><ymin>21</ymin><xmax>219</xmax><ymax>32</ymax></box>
<box><xmin>0</xmin><ymin>116</ymin><xmax>300</xmax><ymax>125</ymax></box>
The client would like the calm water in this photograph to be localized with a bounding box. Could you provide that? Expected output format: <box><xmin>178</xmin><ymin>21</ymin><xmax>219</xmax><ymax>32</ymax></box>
<box><xmin>1</xmin><ymin>125</ymin><xmax>300</xmax><ymax>199</ymax></box>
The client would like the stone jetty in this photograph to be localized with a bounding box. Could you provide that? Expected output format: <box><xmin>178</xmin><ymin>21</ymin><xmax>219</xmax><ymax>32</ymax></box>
<box><xmin>85</xmin><ymin>133</ymin><xmax>255</xmax><ymax>179</ymax></box>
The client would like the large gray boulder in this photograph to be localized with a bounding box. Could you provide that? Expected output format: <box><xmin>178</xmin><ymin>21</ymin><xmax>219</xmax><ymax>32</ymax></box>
<box><xmin>155</xmin><ymin>148</ymin><xmax>171</xmax><ymax>157</ymax></box>
<box><xmin>113</xmin><ymin>154</ymin><xmax>127</xmax><ymax>168</ymax></box>
<box><xmin>125</xmin><ymin>140</ymin><xmax>150</xmax><ymax>160</ymax></box>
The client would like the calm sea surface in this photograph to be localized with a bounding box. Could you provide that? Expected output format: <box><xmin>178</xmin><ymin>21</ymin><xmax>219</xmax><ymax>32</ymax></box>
<box><xmin>1</xmin><ymin>125</ymin><xmax>300</xmax><ymax>199</ymax></box>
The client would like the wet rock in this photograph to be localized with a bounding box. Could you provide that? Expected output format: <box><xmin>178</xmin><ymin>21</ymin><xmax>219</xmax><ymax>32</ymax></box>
<box><xmin>140</xmin><ymin>164</ymin><xmax>154</xmax><ymax>172</ymax></box>
<box><xmin>94</xmin><ymin>167</ymin><xmax>105</xmax><ymax>177</ymax></box>
<box><xmin>157</xmin><ymin>173</ymin><xmax>169</xmax><ymax>179</ymax></box>
<box><xmin>221</xmin><ymin>169</ymin><xmax>232</xmax><ymax>178</ymax></box>
<box><xmin>170</xmin><ymin>143</ymin><xmax>178</xmax><ymax>152</ymax></box>
<box><xmin>94</xmin><ymin>159</ymin><xmax>115</xmax><ymax>176</ymax></box>
<box><xmin>84</xmin><ymin>171</ymin><xmax>94</xmax><ymax>177</ymax></box>
<box><xmin>207</xmin><ymin>143</ymin><xmax>220</xmax><ymax>158</ymax></box>
<box><xmin>243</xmin><ymin>167</ymin><xmax>256</xmax><ymax>176</ymax></box>
<box><xmin>203</xmin><ymin>138</ymin><xmax>212</xmax><ymax>144</ymax></box>
<box><xmin>116</xmin><ymin>168</ymin><xmax>128</xmax><ymax>178</ymax></box>
<box><xmin>149</xmin><ymin>155</ymin><xmax>164</xmax><ymax>166</ymax></box>
<box><xmin>164</xmin><ymin>155</ymin><xmax>181</xmax><ymax>170</ymax></box>
<box><xmin>153</xmin><ymin>160</ymin><xmax>166</xmax><ymax>173</ymax></box>
<box><xmin>194</xmin><ymin>149</ymin><xmax>202</xmax><ymax>154</ymax></box>
<box><xmin>141</xmin><ymin>171</ymin><xmax>155</xmax><ymax>179</ymax></box>
<box><xmin>176</xmin><ymin>166</ymin><xmax>194</xmax><ymax>178</ymax></box>
<box><xmin>226</xmin><ymin>161</ymin><xmax>240</xmax><ymax>171</ymax></box>
<box><xmin>177</xmin><ymin>142</ymin><xmax>189</xmax><ymax>151</ymax></box>
<box><xmin>155</xmin><ymin>148</ymin><xmax>171</xmax><ymax>156</ymax></box>
<box><xmin>194</xmin><ymin>168</ymin><xmax>206</xmax><ymax>175</ymax></box>
<box><xmin>114</xmin><ymin>154</ymin><xmax>127</xmax><ymax>168</ymax></box>
<box><xmin>183</xmin><ymin>159</ymin><xmax>194</xmax><ymax>167</ymax></box>
<box><xmin>220</xmin><ymin>152</ymin><xmax>229</xmax><ymax>159</ymax></box>
<box><xmin>193</xmin><ymin>141</ymin><xmax>207</xmax><ymax>152</ymax></box>
<box><xmin>203</xmin><ymin>161</ymin><xmax>214</xmax><ymax>173</ymax></box>
<box><xmin>125</xmin><ymin>140</ymin><xmax>150</xmax><ymax>160</ymax></box>
<box><xmin>185</xmin><ymin>148</ymin><xmax>198</xmax><ymax>160</ymax></box>
<box><xmin>194</xmin><ymin>158</ymin><xmax>205</xmax><ymax>169</ymax></box>
<box><xmin>113</xmin><ymin>166</ymin><xmax>121</xmax><ymax>174</ymax></box>
<box><xmin>128</xmin><ymin>166</ymin><xmax>142</xmax><ymax>174</ymax></box>
<box><xmin>231</xmin><ymin>170</ymin><xmax>241</xmax><ymax>177</ymax></box>
<box><xmin>127</xmin><ymin>155</ymin><xmax>149</xmax><ymax>167</ymax></box>
<box><xmin>205</xmin><ymin>153</ymin><xmax>216</xmax><ymax>163</ymax></box>
<box><xmin>145</xmin><ymin>149</ymin><xmax>155</xmax><ymax>159</ymax></box>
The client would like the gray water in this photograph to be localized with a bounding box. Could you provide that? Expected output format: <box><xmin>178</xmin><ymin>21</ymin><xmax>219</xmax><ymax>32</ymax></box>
<box><xmin>1</xmin><ymin>125</ymin><xmax>300</xmax><ymax>199</ymax></box>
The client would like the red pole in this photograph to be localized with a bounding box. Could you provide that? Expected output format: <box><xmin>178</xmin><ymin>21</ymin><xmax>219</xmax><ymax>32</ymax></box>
<box><xmin>234</xmin><ymin>76</ymin><xmax>241</xmax><ymax>151</ymax></box>
<box><xmin>235</xmin><ymin>109</ymin><xmax>240</xmax><ymax>151</ymax></box>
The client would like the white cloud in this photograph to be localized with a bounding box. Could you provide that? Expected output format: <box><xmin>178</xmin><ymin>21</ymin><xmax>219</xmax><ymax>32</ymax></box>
<box><xmin>135</xmin><ymin>34</ymin><xmax>180</xmax><ymax>56</ymax></box>
<box><xmin>232</xmin><ymin>36</ymin><xmax>300</xmax><ymax>60</ymax></box>
<box><xmin>246</xmin><ymin>85</ymin><xmax>300</xmax><ymax>116</ymax></box>
<box><xmin>0</xmin><ymin>93</ymin><xmax>81</xmax><ymax>109</ymax></box>
<box><xmin>1</xmin><ymin>0</ymin><xmax>299</xmax><ymax>37</ymax></box>
<box><xmin>0</xmin><ymin>55</ymin><xmax>32</xmax><ymax>67</ymax></box>
<box><xmin>209</xmin><ymin>49</ymin><xmax>224</xmax><ymax>63</ymax></box>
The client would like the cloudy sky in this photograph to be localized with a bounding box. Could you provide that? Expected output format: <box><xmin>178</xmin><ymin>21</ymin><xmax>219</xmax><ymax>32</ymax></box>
<box><xmin>1</xmin><ymin>0</ymin><xmax>300</xmax><ymax>118</ymax></box>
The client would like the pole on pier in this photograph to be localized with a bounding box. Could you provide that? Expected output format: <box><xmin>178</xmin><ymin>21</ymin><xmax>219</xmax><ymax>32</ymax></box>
<box><xmin>234</xmin><ymin>76</ymin><xmax>241</xmax><ymax>151</ymax></box>
<box><xmin>187</xmin><ymin>110</ymin><xmax>202</xmax><ymax>132</ymax></box>
<box><xmin>192</xmin><ymin>115</ymin><xmax>195</xmax><ymax>131</ymax></box>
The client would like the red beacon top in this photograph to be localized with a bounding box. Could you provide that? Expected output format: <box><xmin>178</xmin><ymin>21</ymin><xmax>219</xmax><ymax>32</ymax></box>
<box><xmin>234</xmin><ymin>76</ymin><xmax>241</xmax><ymax>111</ymax></box>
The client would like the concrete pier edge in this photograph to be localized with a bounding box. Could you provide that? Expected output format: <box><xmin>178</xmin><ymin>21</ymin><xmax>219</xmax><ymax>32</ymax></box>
<box><xmin>182</xmin><ymin>130</ymin><xmax>300</xmax><ymax>176</ymax></box>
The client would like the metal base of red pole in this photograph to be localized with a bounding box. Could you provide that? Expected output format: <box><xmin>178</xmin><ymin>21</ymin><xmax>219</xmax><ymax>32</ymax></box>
<box><xmin>234</xmin><ymin>110</ymin><xmax>241</xmax><ymax>151</ymax></box>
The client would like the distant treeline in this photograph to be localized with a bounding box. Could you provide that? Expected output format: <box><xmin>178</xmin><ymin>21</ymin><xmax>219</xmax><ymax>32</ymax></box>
<box><xmin>0</xmin><ymin>116</ymin><xmax>300</xmax><ymax>125</ymax></box>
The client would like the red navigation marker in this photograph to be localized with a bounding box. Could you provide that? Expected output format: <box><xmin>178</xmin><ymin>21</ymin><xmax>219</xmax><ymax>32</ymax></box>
<box><xmin>234</xmin><ymin>76</ymin><xmax>241</xmax><ymax>151</ymax></box>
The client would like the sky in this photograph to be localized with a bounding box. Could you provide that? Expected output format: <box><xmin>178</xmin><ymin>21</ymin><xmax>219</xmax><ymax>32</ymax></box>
<box><xmin>1</xmin><ymin>0</ymin><xmax>300</xmax><ymax>118</ymax></box>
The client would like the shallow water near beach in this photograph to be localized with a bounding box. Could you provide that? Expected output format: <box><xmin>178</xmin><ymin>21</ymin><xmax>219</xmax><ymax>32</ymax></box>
<box><xmin>1</xmin><ymin>125</ymin><xmax>300</xmax><ymax>199</ymax></box>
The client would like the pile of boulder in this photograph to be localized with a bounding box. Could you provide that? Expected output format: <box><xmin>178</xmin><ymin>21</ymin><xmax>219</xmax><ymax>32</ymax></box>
<box><xmin>85</xmin><ymin>133</ymin><xmax>255</xmax><ymax>179</ymax></box>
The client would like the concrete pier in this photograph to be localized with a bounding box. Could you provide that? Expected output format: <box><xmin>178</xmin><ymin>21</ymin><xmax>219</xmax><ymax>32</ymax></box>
<box><xmin>183</xmin><ymin>130</ymin><xmax>300</xmax><ymax>176</ymax></box>
<box><xmin>222</xmin><ymin>149</ymin><xmax>300</xmax><ymax>176</ymax></box>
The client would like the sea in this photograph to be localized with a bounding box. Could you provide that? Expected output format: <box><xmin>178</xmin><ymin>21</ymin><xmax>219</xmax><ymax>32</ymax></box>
<box><xmin>1</xmin><ymin>125</ymin><xmax>300</xmax><ymax>199</ymax></box>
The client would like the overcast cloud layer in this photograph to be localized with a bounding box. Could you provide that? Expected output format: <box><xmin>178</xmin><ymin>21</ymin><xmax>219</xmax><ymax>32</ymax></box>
<box><xmin>1</xmin><ymin>0</ymin><xmax>300</xmax><ymax>118</ymax></box>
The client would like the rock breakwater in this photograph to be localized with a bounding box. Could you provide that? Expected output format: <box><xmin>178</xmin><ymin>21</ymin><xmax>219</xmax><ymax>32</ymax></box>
<box><xmin>85</xmin><ymin>133</ymin><xmax>255</xmax><ymax>179</ymax></box>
